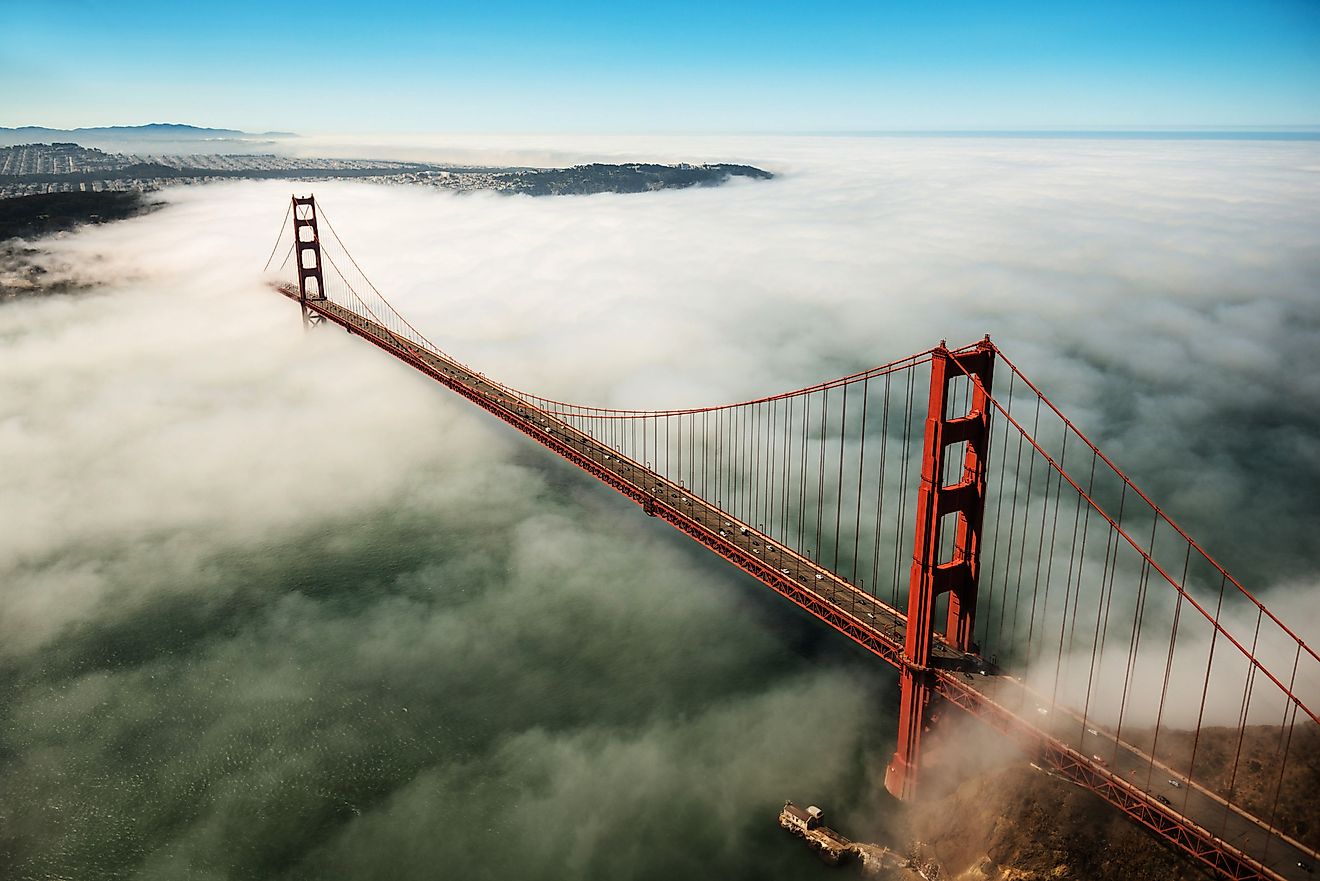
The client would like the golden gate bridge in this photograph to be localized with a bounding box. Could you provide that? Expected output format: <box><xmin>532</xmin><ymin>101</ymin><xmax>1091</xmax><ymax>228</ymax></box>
<box><xmin>265</xmin><ymin>195</ymin><xmax>1318</xmax><ymax>881</ymax></box>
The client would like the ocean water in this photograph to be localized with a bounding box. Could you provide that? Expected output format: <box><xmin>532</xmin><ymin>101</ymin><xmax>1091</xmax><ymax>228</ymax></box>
<box><xmin>1</xmin><ymin>445</ymin><xmax>903</xmax><ymax>879</ymax></box>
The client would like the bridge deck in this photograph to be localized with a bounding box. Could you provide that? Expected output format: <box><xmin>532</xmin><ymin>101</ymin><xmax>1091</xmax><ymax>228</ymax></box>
<box><xmin>280</xmin><ymin>286</ymin><xmax>1315</xmax><ymax>881</ymax></box>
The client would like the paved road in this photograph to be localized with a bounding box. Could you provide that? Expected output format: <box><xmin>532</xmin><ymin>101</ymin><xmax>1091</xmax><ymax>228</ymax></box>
<box><xmin>292</xmin><ymin>289</ymin><xmax>1317</xmax><ymax>881</ymax></box>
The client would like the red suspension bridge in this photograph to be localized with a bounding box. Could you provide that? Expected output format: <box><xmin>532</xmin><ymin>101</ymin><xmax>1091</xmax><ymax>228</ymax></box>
<box><xmin>266</xmin><ymin>195</ymin><xmax>1318</xmax><ymax>880</ymax></box>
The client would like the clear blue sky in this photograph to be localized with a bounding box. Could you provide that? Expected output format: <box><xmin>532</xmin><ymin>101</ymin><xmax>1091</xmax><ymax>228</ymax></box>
<box><xmin>3</xmin><ymin>0</ymin><xmax>1318</xmax><ymax>132</ymax></box>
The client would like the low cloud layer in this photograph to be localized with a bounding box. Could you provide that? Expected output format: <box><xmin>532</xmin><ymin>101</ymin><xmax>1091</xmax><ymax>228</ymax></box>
<box><xmin>2</xmin><ymin>135</ymin><xmax>1317</xmax><ymax>878</ymax></box>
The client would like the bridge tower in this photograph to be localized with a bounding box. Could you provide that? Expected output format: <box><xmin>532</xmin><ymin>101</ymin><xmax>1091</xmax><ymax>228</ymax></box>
<box><xmin>291</xmin><ymin>195</ymin><xmax>327</xmax><ymax>328</ymax></box>
<box><xmin>885</xmin><ymin>338</ymin><xmax>995</xmax><ymax>801</ymax></box>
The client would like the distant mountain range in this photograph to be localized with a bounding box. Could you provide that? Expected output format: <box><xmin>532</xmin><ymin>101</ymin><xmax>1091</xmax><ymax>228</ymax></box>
<box><xmin>0</xmin><ymin>123</ymin><xmax>296</xmax><ymax>139</ymax></box>
<box><xmin>0</xmin><ymin>124</ymin><xmax>297</xmax><ymax>151</ymax></box>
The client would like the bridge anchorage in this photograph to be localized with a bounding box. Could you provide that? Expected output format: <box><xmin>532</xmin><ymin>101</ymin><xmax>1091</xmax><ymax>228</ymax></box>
<box><xmin>266</xmin><ymin>195</ymin><xmax>1318</xmax><ymax>881</ymax></box>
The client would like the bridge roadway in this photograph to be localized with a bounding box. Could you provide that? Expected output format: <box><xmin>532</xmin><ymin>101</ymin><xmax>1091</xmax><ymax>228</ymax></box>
<box><xmin>281</xmin><ymin>286</ymin><xmax>1316</xmax><ymax>881</ymax></box>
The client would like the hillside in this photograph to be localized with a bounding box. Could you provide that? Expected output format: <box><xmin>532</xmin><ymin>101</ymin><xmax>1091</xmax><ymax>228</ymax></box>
<box><xmin>0</xmin><ymin>190</ymin><xmax>157</xmax><ymax>242</ymax></box>
<box><xmin>902</xmin><ymin>765</ymin><xmax>1214</xmax><ymax>880</ymax></box>
<box><xmin>884</xmin><ymin>722</ymin><xmax>1319</xmax><ymax>880</ymax></box>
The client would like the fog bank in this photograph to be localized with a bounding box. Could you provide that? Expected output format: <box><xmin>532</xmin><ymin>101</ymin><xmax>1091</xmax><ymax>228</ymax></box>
<box><xmin>2</xmin><ymin>134</ymin><xmax>1317</xmax><ymax>879</ymax></box>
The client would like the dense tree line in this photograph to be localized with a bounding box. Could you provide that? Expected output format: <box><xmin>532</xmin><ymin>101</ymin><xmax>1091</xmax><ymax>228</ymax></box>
<box><xmin>0</xmin><ymin>191</ymin><xmax>156</xmax><ymax>241</ymax></box>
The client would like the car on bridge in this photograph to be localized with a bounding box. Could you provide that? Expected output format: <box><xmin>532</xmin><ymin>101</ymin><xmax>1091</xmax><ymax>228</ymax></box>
<box><xmin>962</xmin><ymin>654</ymin><xmax>993</xmax><ymax>676</ymax></box>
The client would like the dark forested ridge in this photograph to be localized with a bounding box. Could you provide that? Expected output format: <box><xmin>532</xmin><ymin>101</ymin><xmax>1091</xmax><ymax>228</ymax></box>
<box><xmin>0</xmin><ymin>191</ymin><xmax>157</xmax><ymax>241</ymax></box>
<box><xmin>504</xmin><ymin>162</ymin><xmax>774</xmax><ymax>195</ymax></box>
